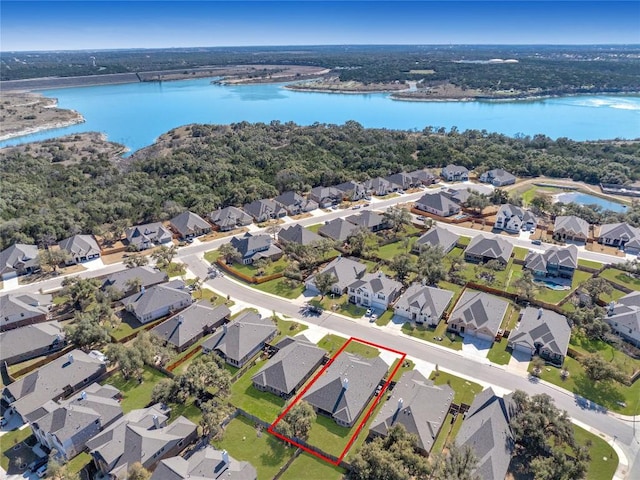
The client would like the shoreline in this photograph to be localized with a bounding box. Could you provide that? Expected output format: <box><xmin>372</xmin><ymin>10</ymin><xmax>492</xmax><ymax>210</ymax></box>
<box><xmin>0</xmin><ymin>115</ymin><xmax>85</xmax><ymax>142</ymax></box>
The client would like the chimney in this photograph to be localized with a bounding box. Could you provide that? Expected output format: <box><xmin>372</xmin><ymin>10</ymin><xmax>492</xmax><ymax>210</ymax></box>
<box><xmin>80</xmin><ymin>391</ymin><xmax>87</xmax><ymax>401</ymax></box>
<box><xmin>152</xmin><ymin>414</ymin><xmax>161</xmax><ymax>429</ymax></box>
<box><xmin>537</xmin><ymin>308</ymin><xmax>543</xmax><ymax>319</ymax></box>
<box><xmin>398</xmin><ymin>398</ymin><xmax>404</xmax><ymax>411</ymax></box>
<box><xmin>68</xmin><ymin>353</ymin><xmax>74</xmax><ymax>364</ymax></box>
<box><xmin>342</xmin><ymin>378</ymin><xmax>349</xmax><ymax>391</ymax></box>
<box><xmin>222</xmin><ymin>450</ymin><xmax>230</xmax><ymax>465</ymax></box>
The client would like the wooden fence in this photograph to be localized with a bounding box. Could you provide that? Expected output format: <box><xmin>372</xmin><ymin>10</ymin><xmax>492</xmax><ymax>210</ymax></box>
<box><xmin>216</xmin><ymin>258</ymin><xmax>284</xmax><ymax>284</ymax></box>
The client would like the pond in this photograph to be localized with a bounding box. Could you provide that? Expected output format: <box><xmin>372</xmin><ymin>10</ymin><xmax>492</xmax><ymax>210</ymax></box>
<box><xmin>555</xmin><ymin>192</ymin><xmax>628</xmax><ymax>213</ymax></box>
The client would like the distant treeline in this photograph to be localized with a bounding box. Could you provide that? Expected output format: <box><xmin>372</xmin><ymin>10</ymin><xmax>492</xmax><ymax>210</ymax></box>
<box><xmin>1</xmin><ymin>121</ymin><xmax>639</xmax><ymax>249</ymax></box>
<box><xmin>1</xmin><ymin>45</ymin><xmax>639</xmax><ymax>95</ymax></box>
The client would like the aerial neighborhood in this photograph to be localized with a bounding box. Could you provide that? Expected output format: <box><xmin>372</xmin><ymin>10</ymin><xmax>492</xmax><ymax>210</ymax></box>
<box><xmin>1</xmin><ymin>159</ymin><xmax>638</xmax><ymax>480</ymax></box>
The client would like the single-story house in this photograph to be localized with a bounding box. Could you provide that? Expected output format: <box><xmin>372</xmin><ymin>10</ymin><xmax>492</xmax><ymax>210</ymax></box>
<box><xmin>0</xmin><ymin>243</ymin><xmax>40</xmax><ymax>280</ymax></box>
<box><xmin>209</xmin><ymin>206</ymin><xmax>253</xmax><ymax>232</ymax></box>
<box><xmin>125</xmin><ymin>222</ymin><xmax>174</xmax><ymax>250</ymax></box>
<box><xmin>479</xmin><ymin>168</ymin><xmax>517</xmax><ymax>187</ymax></box>
<box><xmin>524</xmin><ymin>245</ymin><xmax>578</xmax><ymax>280</ymax></box>
<box><xmin>494</xmin><ymin>204</ymin><xmax>537</xmax><ymax>233</ymax></box>
<box><xmin>553</xmin><ymin>215</ymin><xmax>589</xmax><ymax>244</ymax></box>
<box><xmin>229</xmin><ymin>233</ymin><xmax>283</xmax><ymax>265</ymax></box>
<box><xmin>305</xmin><ymin>256</ymin><xmax>367</xmax><ymax>296</ymax></box>
<box><xmin>394</xmin><ymin>284</ymin><xmax>454</xmax><ymax>326</ymax></box>
<box><xmin>598</xmin><ymin>222</ymin><xmax>640</xmax><ymax>249</ymax></box>
<box><xmin>169</xmin><ymin>211</ymin><xmax>212</xmax><ymax>239</ymax></box>
<box><xmin>202</xmin><ymin>311</ymin><xmax>277</xmax><ymax>368</ymax></box>
<box><xmin>274</xmin><ymin>191</ymin><xmax>318</xmax><ymax>216</ymax></box>
<box><xmin>277</xmin><ymin>224</ymin><xmax>323</xmax><ymax>247</ymax></box>
<box><xmin>243</xmin><ymin>199</ymin><xmax>287</xmax><ymax>223</ymax></box>
<box><xmin>347</xmin><ymin>272</ymin><xmax>403</xmax><ymax>310</ymax></box>
<box><xmin>302</xmin><ymin>352</ymin><xmax>388</xmax><ymax>427</ymax></box>
<box><xmin>441</xmin><ymin>164</ymin><xmax>470</xmax><ymax>182</ymax></box>
<box><xmin>447</xmin><ymin>291</ymin><xmax>509</xmax><ymax>342</ymax></box>
<box><xmin>151</xmin><ymin>302</ymin><xmax>231</xmax><ymax>352</ymax></box>
<box><xmin>508</xmin><ymin>307</ymin><xmax>571</xmax><ymax>365</ymax></box>
<box><xmin>121</xmin><ymin>280</ymin><xmax>193</xmax><ymax>324</ymax></box>
<box><xmin>369</xmin><ymin>370</ymin><xmax>454</xmax><ymax>455</ymax></box>
<box><xmin>1</xmin><ymin>293</ymin><xmax>52</xmax><ymax>331</ymax></box>
<box><xmin>413</xmin><ymin>226</ymin><xmax>460</xmax><ymax>254</ymax></box>
<box><xmin>101</xmin><ymin>266</ymin><xmax>168</xmax><ymax>298</ymax></box>
<box><xmin>605</xmin><ymin>292</ymin><xmax>640</xmax><ymax>347</ymax></box>
<box><xmin>318</xmin><ymin>218</ymin><xmax>359</xmax><ymax>242</ymax></box>
<box><xmin>252</xmin><ymin>336</ymin><xmax>326</xmax><ymax>398</ymax></box>
<box><xmin>414</xmin><ymin>193</ymin><xmax>461</xmax><ymax>217</ymax></box>
<box><xmin>464</xmin><ymin>234</ymin><xmax>514</xmax><ymax>265</ymax></box>
<box><xmin>0</xmin><ymin>321</ymin><xmax>65</xmax><ymax>365</ymax></box>
<box><xmin>345</xmin><ymin>210</ymin><xmax>389</xmax><ymax>232</ymax></box>
<box><xmin>58</xmin><ymin>235</ymin><xmax>101</xmax><ymax>264</ymax></box>
<box><xmin>151</xmin><ymin>446</ymin><xmax>257</xmax><ymax>480</ymax></box>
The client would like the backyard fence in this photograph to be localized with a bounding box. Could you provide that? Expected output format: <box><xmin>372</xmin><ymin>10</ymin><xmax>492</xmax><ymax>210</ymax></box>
<box><xmin>216</xmin><ymin>258</ymin><xmax>284</xmax><ymax>284</ymax></box>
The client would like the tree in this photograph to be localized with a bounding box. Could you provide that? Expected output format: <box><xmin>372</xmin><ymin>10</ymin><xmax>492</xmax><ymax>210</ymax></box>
<box><xmin>582</xmin><ymin>354</ymin><xmax>626</xmax><ymax>383</ymax></box>
<box><xmin>314</xmin><ymin>271</ymin><xmax>337</xmax><ymax>299</ymax></box>
<box><xmin>182</xmin><ymin>354</ymin><xmax>231</xmax><ymax>400</ymax></box>
<box><xmin>490</xmin><ymin>188</ymin><xmax>510</xmax><ymax>205</ymax></box>
<box><xmin>45</xmin><ymin>455</ymin><xmax>80</xmax><ymax>480</ymax></box>
<box><xmin>389</xmin><ymin>253</ymin><xmax>415</xmax><ymax>284</ymax></box>
<box><xmin>465</xmin><ymin>191</ymin><xmax>490</xmax><ymax>214</ymax></box>
<box><xmin>38</xmin><ymin>248</ymin><xmax>70</xmax><ymax>273</ymax></box>
<box><xmin>347</xmin><ymin>227</ymin><xmax>376</xmax><ymax>257</ymax></box>
<box><xmin>281</xmin><ymin>401</ymin><xmax>316</xmax><ymax>441</ymax></box>
<box><xmin>430</xmin><ymin>444</ymin><xmax>480</xmax><ymax>480</ymax></box>
<box><xmin>530</xmin><ymin>447</ymin><xmax>589</xmax><ymax>480</ymax></box>
<box><xmin>123</xmin><ymin>254</ymin><xmax>149</xmax><ymax>268</ymax></box>
<box><xmin>63</xmin><ymin>313</ymin><xmax>110</xmax><ymax>350</ymax></box>
<box><xmin>383</xmin><ymin>206</ymin><xmax>412</xmax><ymax>234</ymax></box>
<box><xmin>416</xmin><ymin>245</ymin><xmax>446</xmax><ymax>285</ymax></box>
<box><xmin>191</xmin><ymin>276</ymin><xmax>204</xmax><ymax>299</ymax></box>
<box><xmin>151</xmin><ymin>378</ymin><xmax>177</xmax><ymax>404</ymax></box>
<box><xmin>127</xmin><ymin>462</ymin><xmax>151</xmax><ymax>480</ymax></box>
<box><xmin>106</xmin><ymin>343</ymin><xmax>144</xmax><ymax>380</ymax></box>
<box><xmin>152</xmin><ymin>244</ymin><xmax>178</xmax><ymax>268</ymax></box>
<box><xmin>125</xmin><ymin>276</ymin><xmax>143</xmax><ymax>294</ymax></box>
<box><xmin>219</xmin><ymin>243</ymin><xmax>241</xmax><ymax>264</ymax></box>
<box><xmin>60</xmin><ymin>277</ymin><xmax>102</xmax><ymax>310</ymax></box>
<box><xmin>512</xmin><ymin>270</ymin><xmax>539</xmax><ymax>300</ymax></box>
<box><xmin>530</xmin><ymin>193</ymin><xmax>552</xmax><ymax>213</ymax></box>
<box><xmin>200</xmin><ymin>399</ymin><xmax>233</xmax><ymax>440</ymax></box>
<box><xmin>582</xmin><ymin>277</ymin><xmax>612</xmax><ymax>304</ymax></box>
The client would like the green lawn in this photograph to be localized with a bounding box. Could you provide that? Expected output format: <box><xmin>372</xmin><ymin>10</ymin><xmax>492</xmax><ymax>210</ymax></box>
<box><xmin>306</xmin><ymin>412</ymin><xmax>353</xmax><ymax>457</ymax></box>
<box><xmin>169</xmin><ymin>400</ymin><xmax>203</xmax><ymax>424</ymax></box>
<box><xmin>437</xmin><ymin>281</ymin><xmax>465</xmax><ymax>314</ymax></box>
<box><xmin>273</xmin><ymin>317</ymin><xmax>308</xmax><ymax>344</ymax></box>
<box><xmin>110</xmin><ymin>316</ymin><xmax>165</xmax><ymax>342</ymax></box>
<box><xmin>230</xmin><ymin>256</ymin><xmax>289</xmax><ymax>278</ymax></box>
<box><xmin>307</xmin><ymin>223</ymin><xmax>323</xmax><ymax>234</ymax></box>
<box><xmin>164</xmin><ymin>261</ymin><xmax>187</xmax><ymax>277</ymax></box>
<box><xmin>598</xmin><ymin>287</ymin><xmax>626</xmax><ymax>304</ymax></box>
<box><xmin>570</xmin><ymin>335</ymin><xmax>640</xmax><ymax>377</ymax></box>
<box><xmin>229</xmin><ymin>359</ymin><xmax>286</xmax><ymax>423</ymax></box>
<box><xmin>513</xmin><ymin>246</ymin><xmax>529</xmax><ymax>261</ymax></box>
<box><xmin>317</xmin><ymin>334</ymin><xmax>380</xmax><ymax>358</ymax></box>
<box><xmin>204</xmin><ymin>249</ymin><xmax>221</xmax><ymax>264</ymax></box>
<box><xmin>431</xmin><ymin>413</ymin><xmax>462</xmax><ymax>455</ymax></box>
<box><xmin>574</xmin><ymin>425</ymin><xmax>618</xmax><ymax>480</ymax></box>
<box><xmin>578</xmin><ymin>259</ymin><xmax>604</xmax><ymax>270</ymax></box>
<box><xmin>486</xmin><ymin>337</ymin><xmax>513</xmax><ymax>365</ymax></box>
<box><xmin>103</xmin><ymin>366</ymin><xmax>168</xmax><ymax>412</ymax></box>
<box><xmin>252</xmin><ymin>278</ymin><xmax>305</xmax><ymax>299</ymax></box>
<box><xmin>280</xmin><ymin>452</ymin><xmax>346</xmax><ymax>480</ymax></box>
<box><xmin>521</xmin><ymin>185</ymin><xmax>564</xmax><ymax>205</ymax></box>
<box><xmin>213</xmin><ymin>416</ymin><xmax>294</xmax><ymax>480</ymax></box>
<box><xmin>402</xmin><ymin>321</ymin><xmax>463</xmax><ymax>351</ymax></box>
<box><xmin>443</xmin><ymin>247</ymin><xmax>465</xmax><ymax>270</ymax></box>
<box><xmin>376</xmin><ymin>238</ymin><xmax>418</xmax><ymax>260</ymax></box>
<box><xmin>458</xmin><ymin>259</ymin><xmax>514</xmax><ymax>289</ymax></box>
<box><xmin>310</xmin><ymin>295</ymin><xmax>367</xmax><ymax>319</ymax></box>
<box><xmin>194</xmin><ymin>287</ymin><xmax>233</xmax><ymax>307</ymax></box>
<box><xmin>65</xmin><ymin>452</ymin><xmax>92</xmax><ymax>476</ymax></box>
<box><xmin>375</xmin><ymin>309</ymin><xmax>394</xmax><ymax>326</ymax></box>
<box><xmin>429</xmin><ymin>371</ymin><xmax>483</xmax><ymax>406</ymax></box>
<box><xmin>457</xmin><ymin>236</ymin><xmax>471</xmax><ymax>247</ymax></box>
<box><xmin>599</xmin><ymin>268</ymin><xmax>640</xmax><ymax>291</ymax></box>
<box><xmin>534</xmin><ymin>270</ymin><xmax>593</xmax><ymax>304</ymax></box>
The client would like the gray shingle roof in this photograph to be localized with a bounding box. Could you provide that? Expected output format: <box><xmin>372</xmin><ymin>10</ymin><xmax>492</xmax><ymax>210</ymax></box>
<box><xmin>274</xmin><ymin>191</ymin><xmax>318</xmax><ymax>214</ymax></box>
<box><xmin>151</xmin><ymin>302</ymin><xmax>231</xmax><ymax>349</ymax></box>
<box><xmin>202</xmin><ymin>311</ymin><xmax>276</xmax><ymax>363</ymax></box>
<box><xmin>252</xmin><ymin>337</ymin><xmax>326</xmax><ymax>396</ymax></box>
<box><xmin>126</xmin><ymin>222</ymin><xmax>173</xmax><ymax>246</ymax></box>
<box><xmin>230</xmin><ymin>233</ymin><xmax>273</xmax><ymax>258</ymax></box>
<box><xmin>170</xmin><ymin>211</ymin><xmax>211</xmax><ymax>237</ymax></box>
<box><xmin>441</xmin><ymin>164</ymin><xmax>469</xmax><ymax>176</ymax></box>
<box><xmin>242</xmin><ymin>199</ymin><xmax>286</xmax><ymax>221</ymax></box>
<box><xmin>370</xmin><ymin>370</ymin><xmax>454</xmax><ymax>453</ymax></box>
<box><xmin>394</xmin><ymin>284</ymin><xmax>454</xmax><ymax>319</ymax></box>
<box><xmin>318</xmin><ymin>218</ymin><xmax>359</xmax><ymax>241</ymax></box>
<box><xmin>335</xmin><ymin>181</ymin><xmax>366</xmax><ymax>196</ymax></box>
<box><xmin>496</xmin><ymin>204</ymin><xmax>537</xmax><ymax>225</ymax></box>
<box><xmin>303</xmin><ymin>352</ymin><xmax>388</xmax><ymax>426</ymax></box>
<box><xmin>102</xmin><ymin>266</ymin><xmax>168</xmax><ymax>294</ymax></box>
<box><xmin>456</xmin><ymin>388</ymin><xmax>514</xmax><ymax>480</ymax></box>
<box><xmin>348</xmin><ymin>272</ymin><xmax>402</xmax><ymax>299</ymax></box>
<box><xmin>277</xmin><ymin>224</ymin><xmax>323</xmax><ymax>246</ymax></box>
<box><xmin>365</xmin><ymin>177</ymin><xmax>393</xmax><ymax>194</ymax></box>
<box><xmin>450</xmin><ymin>291</ymin><xmax>509</xmax><ymax>336</ymax></box>
<box><xmin>3</xmin><ymin>349</ymin><xmax>106</xmax><ymax>422</ymax></box>
<box><xmin>415</xmin><ymin>192</ymin><xmax>461</xmax><ymax>213</ymax></box>
<box><xmin>310</xmin><ymin>186</ymin><xmax>342</xmax><ymax>204</ymax></box>
<box><xmin>121</xmin><ymin>282</ymin><xmax>192</xmax><ymax>320</ymax></box>
<box><xmin>0</xmin><ymin>321</ymin><xmax>64</xmax><ymax>363</ymax></box>
<box><xmin>307</xmin><ymin>256</ymin><xmax>367</xmax><ymax>292</ymax></box>
<box><xmin>408</xmin><ymin>169</ymin><xmax>437</xmax><ymax>184</ymax></box>
<box><xmin>0</xmin><ymin>243</ymin><xmax>39</xmax><ymax>276</ymax></box>
<box><xmin>465</xmin><ymin>234</ymin><xmax>514</xmax><ymax>264</ymax></box>
<box><xmin>482</xmin><ymin>168</ymin><xmax>516</xmax><ymax>184</ymax></box>
<box><xmin>58</xmin><ymin>235</ymin><xmax>101</xmax><ymax>258</ymax></box>
<box><xmin>345</xmin><ymin>211</ymin><xmax>387</xmax><ymax>230</ymax></box>
<box><xmin>151</xmin><ymin>446</ymin><xmax>257</xmax><ymax>480</ymax></box>
<box><xmin>415</xmin><ymin>226</ymin><xmax>460</xmax><ymax>253</ymax></box>
<box><xmin>524</xmin><ymin>245</ymin><xmax>578</xmax><ymax>272</ymax></box>
<box><xmin>209</xmin><ymin>207</ymin><xmax>253</xmax><ymax>230</ymax></box>
<box><xmin>509</xmin><ymin>307</ymin><xmax>571</xmax><ymax>357</ymax></box>
<box><xmin>385</xmin><ymin>172</ymin><xmax>414</xmax><ymax>189</ymax></box>
<box><xmin>0</xmin><ymin>293</ymin><xmax>52</xmax><ymax>322</ymax></box>
<box><xmin>554</xmin><ymin>215</ymin><xmax>589</xmax><ymax>237</ymax></box>
<box><xmin>598</xmin><ymin>222</ymin><xmax>640</xmax><ymax>242</ymax></box>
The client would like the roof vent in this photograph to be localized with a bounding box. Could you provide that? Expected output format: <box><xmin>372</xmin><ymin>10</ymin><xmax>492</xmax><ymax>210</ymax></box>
<box><xmin>537</xmin><ymin>308</ymin><xmax>544</xmax><ymax>319</ymax></box>
<box><xmin>398</xmin><ymin>398</ymin><xmax>404</xmax><ymax>410</ymax></box>
<box><xmin>152</xmin><ymin>414</ymin><xmax>161</xmax><ymax>429</ymax></box>
<box><xmin>222</xmin><ymin>450</ymin><xmax>229</xmax><ymax>465</ymax></box>
<box><xmin>177</xmin><ymin>315</ymin><xmax>183</xmax><ymax>325</ymax></box>
<box><xmin>68</xmin><ymin>353</ymin><xmax>74</xmax><ymax>364</ymax></box>
<box><xmin>342</xmin><ymin>378</ymin><xmax>349</xmax><ymax>391</ymax></box>
<box><xmin>80</xmin><ymin>391</ymin><xmax>87</xmax><ymax>401</ymax></box>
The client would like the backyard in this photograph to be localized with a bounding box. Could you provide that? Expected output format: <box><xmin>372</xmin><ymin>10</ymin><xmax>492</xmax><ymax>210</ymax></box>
<box><xmin>103</xmin><ymin>365</ymin><xmax>168</xmax><ymax>412</ymax></box>
<box><xmin>229</xmin><ymin>359</ymin><xmax>287</xmax><ymax>423</ymax></box>
<box><xmin>599</xmin><ymin>267</ymin><xmax>640</xmax><ymax>291</ymax></box>
<box><xmin>280</xmin><ymin>451</ymin><xmax>345</xmax><ymax>480</ymax></box>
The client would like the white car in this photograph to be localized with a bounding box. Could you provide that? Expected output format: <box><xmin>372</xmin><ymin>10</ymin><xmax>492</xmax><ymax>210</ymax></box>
<box><xmin>36</xmin><ymin>464</ymin><xmax>48</xmax><ymax>478</ymax></box>
<box><xmin>365</xmin><ymin>308</ymin><xmax>373</xmax><ymax>317</ymax></box>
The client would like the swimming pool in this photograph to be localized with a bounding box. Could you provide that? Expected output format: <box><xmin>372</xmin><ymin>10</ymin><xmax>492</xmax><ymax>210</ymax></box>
<box><xmin>534</xmin><ymin>279</ymin><xmax>571</xmax><ymax>291</ymax></box>
<box><xmin>555</xmin><ymin>192</ymin><xmax>627</xmax><ymax>213</ymax></box>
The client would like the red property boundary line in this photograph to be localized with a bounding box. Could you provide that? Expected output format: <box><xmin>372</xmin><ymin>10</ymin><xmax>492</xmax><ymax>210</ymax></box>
<box><xmin>267</xmin><ymin>336</ymin><xmax>406</xmax><ymax>466</ymax></box>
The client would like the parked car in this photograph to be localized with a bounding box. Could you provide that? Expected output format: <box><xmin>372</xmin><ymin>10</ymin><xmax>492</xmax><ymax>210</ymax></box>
<box><xmin>532</xmin><ymin>239</ymin><xmax>542</xmax><ymax>245</ymax></box>
<box><xmin>0</xmin><ymin>417</ymin><xmax>7</xmax><ymax>427</ymax></box>
<box><xmin>352</xmin><ymin>205</ymin><xmax>361</xmax><ymax>210</ymax></box>
<box><xmin>370</xmin><ymin>313</ymin><xmax>378</xmax><ymax>322</ymax></box>
<box><xmin>28</xmin><ymin>457</ymin><xmax>47</xmax><ymax>472</ymax></box>
<box><xmin>365</xmin><ymin>308</ymin><xmax>373</xmax><ymax>317</ymax></box>
<box><xmin>36</xmin><ymin>464</ymin><xmax>48</xmax><ymax>478</ymax></box>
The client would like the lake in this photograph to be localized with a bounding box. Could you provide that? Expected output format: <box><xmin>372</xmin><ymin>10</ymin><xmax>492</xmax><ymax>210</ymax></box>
<box><xmin>1</xmin><ymin>78</ymin><xmax>639</xmax><ymax>154</ymax></box>
<box><xmin>555</xmin><ymin>192</ymin><xmax>628</xmax><ymax>213</ymax></box>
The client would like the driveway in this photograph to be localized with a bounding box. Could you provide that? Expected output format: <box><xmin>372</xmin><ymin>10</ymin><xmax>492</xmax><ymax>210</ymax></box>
<box><xmin>461</xmin><ymin>335</ymin><xmax>492</xmax><ymax>359</ymax></box>
<box><xmin>508</xmin><ymin>349</ymin><xmax>532</xmax><ymax>374</ymax></box>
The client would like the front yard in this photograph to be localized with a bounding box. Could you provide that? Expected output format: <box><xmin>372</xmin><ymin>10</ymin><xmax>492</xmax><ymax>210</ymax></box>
<box><xmin>401</xmin><ymin>321</ymin><xmax>463</xmax><ymax>351</ymax></box>
<box><xmin>252</xmin><ymin>277</ymin><xmax>305</xmax><ymax>299</ymax></box>
<box><xmin>486</xmin><ymin>337</ymin><xmax>513</xmax><ymax>365</ymax></box>
<box><xmin>310</xmin><ymin>294</ymin><xmax>367</xmax><ymax>319</ymax></box>
<box><xmin>574</xmin><ymin>425</ymin><xmax>618</xmax><ymax>480</ymax></box>
<box><xmin>317</xmin><ymin>334</ymin><xmax>380</xmax><ymax>358</ymax></box>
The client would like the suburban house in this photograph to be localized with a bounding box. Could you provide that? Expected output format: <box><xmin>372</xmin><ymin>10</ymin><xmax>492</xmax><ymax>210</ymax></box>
<box><xmin>151</xmin><ymin>302</ymin><xmax>231</xmax><ymax>352</ymax></box>
<box><xmin>414</xmin><ymin>192</ymin><xmax>461</xmax><ymax>217</ymax></box>
<box><xmin>0</xmin><ymin>243</ymin><xmax>40</xmax><ymax>280</ymax></box>
<box><xmin>386</xmin><ymin>172</ymin><xmax>415</xmax><ymax>191</ymax></box>
<box><xmin>335</xmin><ymin>180</ymin><xmax>367</xmax><ymax>201</ymax></box>
<box><xmin>309</xmin><ymin>186</ymin><xmax>343</xmax><ymax>208</ymax></box>
<box><xmin>456</xmin><ymin>388</ymin><xmax>515</xmax><ymax>480</ymax></box>
<box><xmin>408</xmin><ymin>169</ymin><xmax>437</xmax><ymax>186</ymax></box>
<box><xmin>31</xmin><ymin>384</ymin><xmax>123</xmax><ymax>461</ymax></box>
<box><xmin>508</xmin><ymin>307</ymin><xmax>571</xmax><ymax>365</ymax></box>
<box><xmin>169</xmin><ymin>211</ymin><xmax>212</xmax><ymax>239</ymax></box>
<box><xmin>345</xmin><ymin>210</ymin><xmax>389</xmax><ymax>232</ymax></box>
<box><xmin>1</xmin><ymin>293</ymin><xmax>52</xmax><ymax>331</ymax></box>
<box><xmin>302</xmin><ymin>352</ymin><xmax>388</xmax><ymax>427</ymax></box>
<box><xmin>277</xmin><ymin>224</ymin><xmax>323</xmax><ymax>246</ymax></box>
<box><xmin>318</xmin><ymin>218</ymin><xmax>359</xmax><ymax>242</ymax></box>
<box><xmin>440</xmin><ymin>164</ymin><xmax>470</xmax><ymax>182</ymax></box>
<box><xmin>252</xmin><ymin>336</ymin><xmax>326</xmax><ymax>398</ymax></box>
<box><xmin>524</xmin><ymin>245</ymin><xmax>578</xmax><ymax>280</ymax></box>
<box><xmin>151</xmin><ymin>446</ymin><xmax>257</xmax><ymax>480</ymax></box>
<box><xmin>494</xmin><ymin>204</ymin><xmax>537</xmax><ymax>233</ymax></box>
<box><xmin>87</xmin><ymin>404</ymin><xmax>197</xmax><ymax>479</ymax></box>
<box><xmin>121</xmin><ymin>281</ymin><xmax>193</xmax><ymax>324</ymax></box>
<box><xmin>479</xmin><ymin>168</ymin><xmax>517</xmax><ymax>187</ymax></box>
<box><xmin>624</xmin><ymin>237</ymin><xmax>640</xmax><ymax>255</ymax></box>
<box><xmin>365</xmin><ymin>177</ymin><xmax>395</xmax><ymax>196</ymax></box>
<box><xmin>274</xmin><ymin>191</ymin><xmax>318</xmax><ymax>216</ymax></box>
<box><xmin>553</xmin><ymin>215</ymin><xmax>590</xmax><ymax>243</ymax></box>
<box><xmin>58</xmin><ymin>235</ymin><xmax>101</xmax><ymax>264</ymax></box>
<box><xmin>305</xmin><ymin>256</ymin><xmax>367</xmax><ymax>296</ymax></box>
<box><xmin>394</xmin><ymin>284</ymin><xmax>454</xmax><ymax>326</ymax></box>
<box><xmin>229</xmin><ymin>233</ymin><xmax>283</xmax><ymax>265</ymax></box>
<box><xmin>125</xmin><ymin>222</ymin><xmax>174</xmax><ymax>250</ymax></box>
<box><xmin>101</xmin><ymin>266</ymin><xmax>168</xmax><ymax>298</ymax></box>
<box><xmin>202</xmin><ymin>311</ymin><xmax>277</xmax><ymax>368</ymax></box>
<box><xmin>243</xmin><ymin>199</ymin><xmax>287</xmax><ymax>223</ymax></box>
<box><xmin>598</xmin><ymin>222</ymin><xmax>640</xmax><ymax>249</ymax></box>
<box><xmin>605</xmin><ymin>292</ymin><xmax>640</xmax><ymax>347</ymax></box>
<box><xmin>0</xmin><ymin>321</ymin><xmax>65</xmax><ymax>365</ymax></box>
<box><xmin>347</xmin><ymin>272</ymin><xmax>403</xmax><ymax>310</ymax></box>
<box><xmin>447</xmin><ymin>291</ymin><xmax>509</xmax><ymax>342</ymax></box>
<box><xmin>369</xmin><ymin>370</ymin><xmax>454</xmax><ymax>455</ymax></box>
<box><xmin>413</xmin><ymin>226</ymin><xmax>460</xmax><ymax>254</ymax></box>
<box><xmin>2</xmin><ymin>349</ymin><xmax>107</xmax><ymax>424</ymax></box>
<box><xmin>209</xmin><ymin>206</ymin><xmax>253</xmax><ymax>232</ymax></box>
<box><xmin>464</xmin><ymin>234</ymin><xmax>514</xmax><ymax>265</ymax></box>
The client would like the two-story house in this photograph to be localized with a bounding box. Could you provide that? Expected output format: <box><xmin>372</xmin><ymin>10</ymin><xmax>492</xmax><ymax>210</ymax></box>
<box><xmin>494</xmin><ymin>204</ymin><xmax>537</xmax><ymax>233</ymax></box>
<box><xmin>365</xmin><ymin>177</ymin><xmax>395</xmax><ymax>197</ymax></box>
<box><xmin>394</xmin><ymin>284</ymin><xmax>454</xmax><ymax>326</ymax></box>
<box><xmin>440</xmin><ymin>164</ymin><xmax>470</xmax><ymax>182</ymax></box>
<box><xmin>274</xmin><ymin>191</ymin><xmax>318</xmax><ymax>216</ymax></box>
<box><xmin>347</xmin><ymin>272</ymin><xmax>402</xmax><ymax>310</ymax></box>
<box><xmin>242</xmin><ymin>199</ymin><xmax>287</xmax><ymax>223</ymax></box>
<box><xmin>335</xmin><ymin>181</ymin><xmax>367</xmax><ymax>201</ymax></box>
<box><xmin>524</xmin><ymin>245</ymin><xmax>578</xmax><ymax>280</ymax></box>
<box><xmin>125</xmin><ymin>223</ymin><xmax>173</xmax><ymax>250</ymax></box>
<box><xmin>229</xmin><ymin>233</ymin><xmax>283</xmax><ymax>265</ymax></box>
<box><xmin>309</xmin><ymin>186</ymin><xmax>343</xmax><ymax>208</ymax></box>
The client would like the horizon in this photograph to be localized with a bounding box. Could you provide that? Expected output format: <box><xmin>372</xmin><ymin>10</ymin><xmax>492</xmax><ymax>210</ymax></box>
<box><xmin>2</xmin><ymin>1</ymin><xmax>639</xmax><ymax>52</ymax></box>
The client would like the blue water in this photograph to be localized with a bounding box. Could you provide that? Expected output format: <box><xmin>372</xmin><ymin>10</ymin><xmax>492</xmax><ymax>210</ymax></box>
<box><xmin>1</xmin><ymin>78</ymin><xmax>639</xmax><ymax>154</ymax></box>
<box><xmin>555</xmin><ymin>192</ymin><xmax>628</xmax><ymax>213</ymax></box>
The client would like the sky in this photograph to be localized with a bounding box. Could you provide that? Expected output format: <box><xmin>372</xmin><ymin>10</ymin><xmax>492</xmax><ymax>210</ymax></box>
<box><xmin>1</xmin><ymin>1</ymin><xmax>639</xmax><ymax>51</ymax></box>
